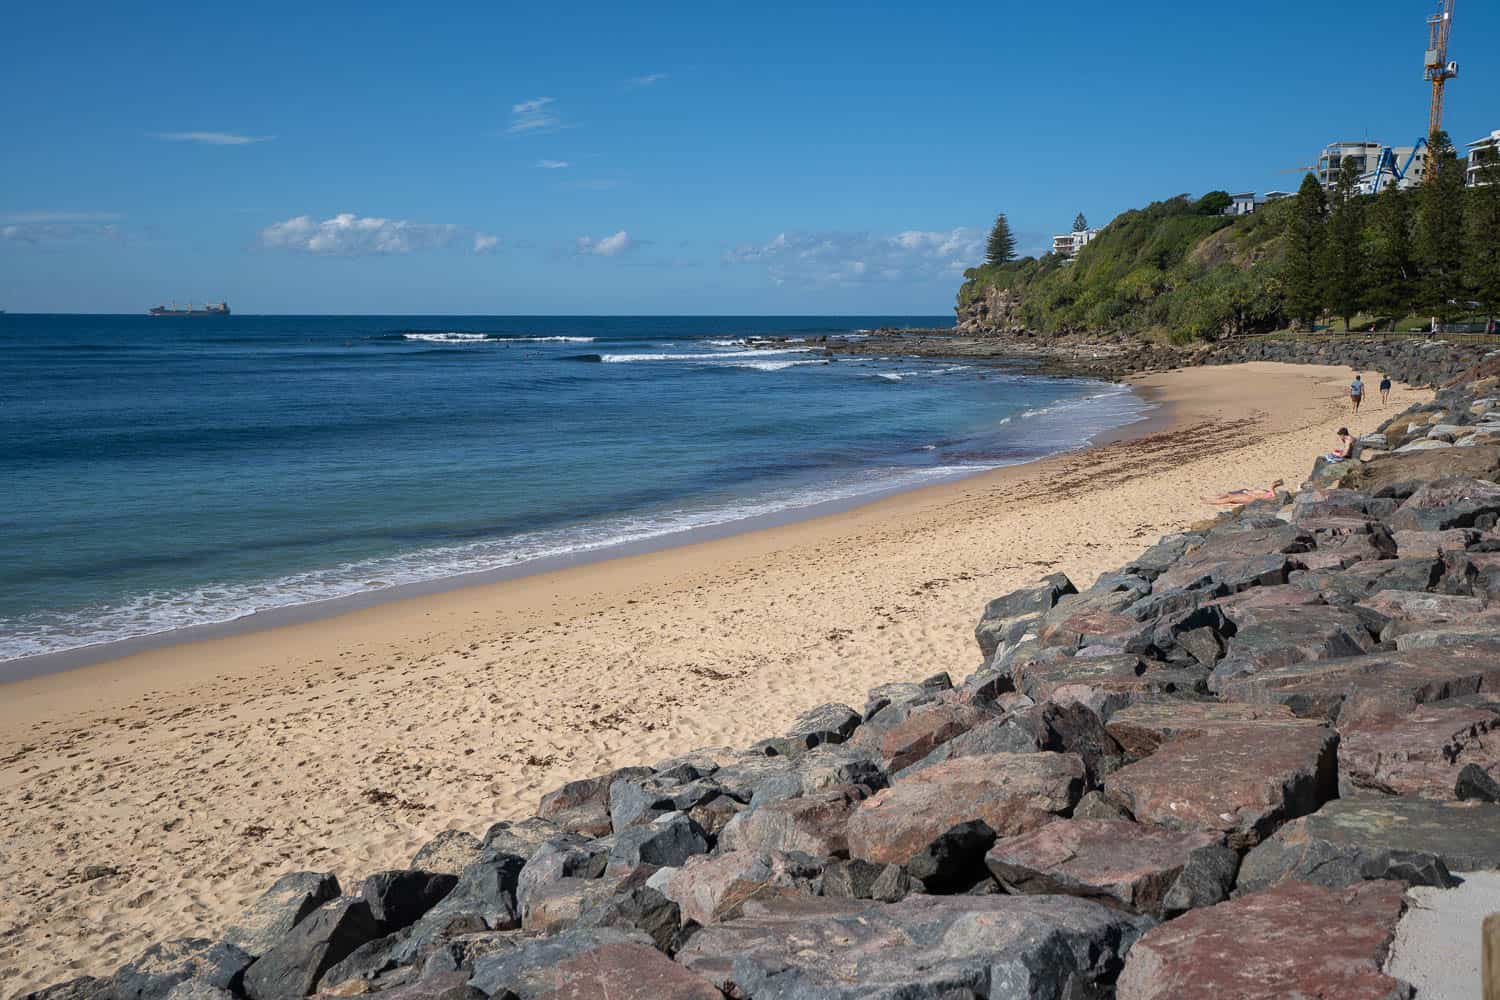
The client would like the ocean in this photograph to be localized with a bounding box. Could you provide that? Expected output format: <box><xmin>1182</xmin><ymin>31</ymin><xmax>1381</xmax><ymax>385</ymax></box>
<box><xmin>0</xmin><ymin>315</ymin><xmax>1153</xmax><ymax>664</ymax></box>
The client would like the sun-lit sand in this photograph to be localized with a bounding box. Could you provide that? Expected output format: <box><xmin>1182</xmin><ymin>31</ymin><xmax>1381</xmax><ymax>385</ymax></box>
<box><xmin>0</xmin><ymin>362</ymin><xmax>1426</xmax><ymax>994</ymax></box>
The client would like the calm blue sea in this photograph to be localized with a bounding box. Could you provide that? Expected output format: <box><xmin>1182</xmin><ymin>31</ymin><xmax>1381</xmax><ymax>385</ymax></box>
<box><xmin>0</xmin><ymin>315</ymin><xmax>1152</xmax><ymax>663</ymax></box>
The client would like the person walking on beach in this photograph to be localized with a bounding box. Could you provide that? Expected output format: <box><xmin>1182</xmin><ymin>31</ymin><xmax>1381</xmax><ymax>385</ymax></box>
<box><xmin>1379</xmin><ymin>374</ymin><xmax>1392</xmax><ymax>406</ymax></box>
<box><xmin>1349</xmin><ymin>374</ymin><xmax>1364</xmax><ymax>415</ymax></box>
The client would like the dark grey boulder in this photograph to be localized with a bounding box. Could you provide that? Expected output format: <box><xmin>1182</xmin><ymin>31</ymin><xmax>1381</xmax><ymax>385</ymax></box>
<box><xmin>676</xmin><ymin>894</ymin><xmax>1151</xmax><ymax>1000</ymax></box>
<box><xmin>1457</xmin><ymin>762</ymin><xmax>1500</xmax><ymax>802</ymax></box>
<box><xmin>13</xmin><ymin>978</ymin><xmax>108</xmax><ymax>1000</ymax></box>
<box><xmin>316</xmin><ymin>929</ymin><xmax>411</xmax><ymax>990</ymax></box>
<box><xmin>222</xmin><ymin>871</ymin><xmax>341</xmax><ymax>957</ymax></box>
<box><xmin>1074</xmin><ymin>791</ymin><xmax>1132</xmax><ymax>821</ymax></box>
<box><xmin>466</xmin><ymin>928</ymin><xmax>655</xmax><ymax>999</ymax></box>
<box><xmin>360</xmin><ymin>870</ymin><xmax>458</xmax><ymax>933</ymax></box>
<box><xmin>1293</xmin><ymin>557</ymin><xmax>1441</xmax><ymax>602</ymax></box>
<box><xmin>975</xmin><ymin>574</ymin><xmax>1077</xmax><ymax>659</ymax></box>
<box><xmin>573</xmin><ymin>879</ymin><xmax>688</xmax><ymax>956</ymax></box>
<box><xmin>411</xmin><ymin>831</ymin><xmax>483</xmax><ymax>876</ymax></box>
<box><xmin>418</xmin><ymin>931</ymin><xmax>521</xmax><ymax>980</ymax></box>
<box><xmin>607</xmin><ymin>812</ymin><xmax>710</xmax><ymax>870</ymax></box>
<box><xmin>1160</xmin><ymin>845</ymin><xmax>1240</xmax><ymax>918</ymax></box>
<box><xmin>904</xmin><ymin>820</ymin><xmax>997</xmax><ymax>893</ymax></box>
<box><xmin>819</xmin><ymin>858</ymin><xmax>887</xmax><ymax>899</ymax></box>
<box><xmin>516</xmin><ymin>836</ymin><xmax>609</xmax><ymax>918</ymax></box>
<box><xmin>785</xmin><ymin>703</ymin><xmax>862</xmax><ymax>749</ymax></box>
<box><xmin>1209</xmin><ymin>604</ymin><xmax>1376</xmax><ymax>689</ymax></box>
<box><xmin>403</xmin><ymin>850</ymin><xmax>527</xmax><ymax>960</ymax></box>
<box><xmin>1233</xmin><ymin>797</ymin><xmax>1500</xmax><ymax>894</ymax></box>
<box><xmin>242</xmin><ymin>897</ymin><xmax>381</xmax><ymax>999</ymax></box>
<box><xmin>110</xmin><ymin>939</ymin><xmax>253</xmax><ymax>1000</ymax></box>
<box><xmin>537</xmin><ymin>766</ymin><xmax>653</xmax><ymax>838</ymax></box>
<box><xmin>895</xmin><ymin>715</ymin><xmax>1040</xmax><ymax>777</ymax></box>
<box><xmin>1387</xmin><ymin>476</ymin><xmax>1500</xmax><ymax>531</ymax></box>
<box><xmin>161</xmin><ymin>983</ymin><xmax>235</xmax><ymax>1000</ymax></box>
<box><xmin>479</xmin><ymin>818</ymin><xmax>563</xmax><ymax>861</ymax></box>
<box><xmin>744</xmin><ymin>744</ymin><xmax>888</xmax><ymax>809</ymax></box>
<box><xmin>352</xmin><ymin>973</ymin><xmax>481</xmax><ymax>1000</ymax></box>
<box><xmin>609</xmin><ymin>774</ymin><xmax>722</xmax><ymax>832</ymax></box>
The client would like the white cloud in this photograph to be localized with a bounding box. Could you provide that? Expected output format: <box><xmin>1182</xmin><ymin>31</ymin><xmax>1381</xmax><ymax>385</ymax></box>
<box><xmin>1</xmin><ymin>214</ymin><xmax>123</xmax><ymax>243</ymax></box>
<box><xmin>257</xmin><ymin>213</ymin><xmax>497</xmax><ymax>256</ymax></box>
<box><xmin>509</xmin><ymin>97</ymin><xmax>560</xmax><ymax>134</ymax></box>
<box><xmin>576</xmin><ymin>230</ymin><xmax>635</xmax><ymax>257</ymax></box>
<box><xmin>626</xmin><ymin>73</ymin><xmax>668</xmax><ymax>88</ymax></box>
<box><xmin>1</xmin><ymin>211</ymin><xmax>121</xmax><ymax>224</ymax></box>
<box><xmin>536</xmin><ymin>159</ymin><xmax>571</xmax><ymax>169</ymax></box>
<box><xmin>150</xmin><ymin>131</ymin><xmax>272</xmax><ymax>145</ymax></box>
<box><xmin>724</xmin><ymin>228</ymin><xmax>983</xmax><ymax>285</ymax></box>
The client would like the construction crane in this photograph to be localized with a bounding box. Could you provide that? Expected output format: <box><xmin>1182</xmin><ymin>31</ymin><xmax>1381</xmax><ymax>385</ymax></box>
<box><xmin>1424</xmin><ymin>0</ymin><xmax>1458</xmax><ymax>138</ymax></box>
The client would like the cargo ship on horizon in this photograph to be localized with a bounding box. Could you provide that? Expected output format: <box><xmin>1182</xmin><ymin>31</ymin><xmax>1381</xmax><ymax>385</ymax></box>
<box><xmin>148</xmin><ymin>301</ymin><xmax>230</xmax><ymax>316</ymax></box>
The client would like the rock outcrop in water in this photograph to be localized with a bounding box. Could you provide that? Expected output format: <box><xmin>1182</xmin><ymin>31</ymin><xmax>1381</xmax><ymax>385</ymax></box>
<box><xmin>22</xmin><ymin>351</ymin><xmax>1500</xmax><ymax>999</ymax></box>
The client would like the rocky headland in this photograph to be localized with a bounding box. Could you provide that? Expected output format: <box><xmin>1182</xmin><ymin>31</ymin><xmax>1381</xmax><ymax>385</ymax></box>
<box><xmin>20</xmin><ymin>349</ymin><xmax>1500</xmax><ymax>999</ymax></box>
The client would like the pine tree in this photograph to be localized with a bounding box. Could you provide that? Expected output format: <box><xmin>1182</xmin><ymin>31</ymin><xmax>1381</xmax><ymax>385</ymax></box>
<box><xmin>1465</xmin><ymin>157</ymin><xmax>1500</xmax><ymax>325</ymax></box>
<box><xmin>1363</xmin><ymin>184</ymin><xmax>1413</xmax><ymax>327</ymax></box>
<box><xmin>1283</xmin><ymin>173</ymin><xmax>1327</xmax><ymax>330</ymax></box>
<box><xmin>1415</xmin><ymin>130</ymin><xmax>1466</xmax><ymax>321</ymax></box>
<box><xmin>1072</xmin><ymin>213</ymin><xmax>1088</xmax><ymax>233</ymax></box>
<box><xmin>986</xmin><ymin>213</ymin><xmax>1017</xmax><ymax>265</ymax></box>
<box><xmin>1322</xmin><ymin>157</ymin><xmax>1366</xmax><ymax>330</ymax></box>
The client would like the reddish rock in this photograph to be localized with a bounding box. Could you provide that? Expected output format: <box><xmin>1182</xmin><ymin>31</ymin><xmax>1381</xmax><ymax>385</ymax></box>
<box><xmin>537</xmin><ymin>767</ymin><xmax>651</xmax><ymax>838</ymax></box>
<box><xmin>1104</xmin><ymin>701</ymin><xmax>1309</xmax><ymax>758</ymax></box>
<box><xmin>1339</xmin><ymin>701</ymin><xmax>1500</xmax><ymax>797</ymax></box>
<box><xmin>1358</xmin><ymin>589</ymin><xmax>1487</xmax><ymax>621</ymax></box>
<box><xmin>1038</xmin><ymin>605</ymin><xmax>1148</xmax><ymax>652</ymax></box>
<box><xmin>716</xmin><ymin>784</ymin><xmax>868</xmax><ymax>858</ymax></box>
<box><xmin>873</xmin><ymin>702</ymin><xmax>993</xmax><ymax>771</ymax></box>
<box><xmin>660</xmin><ymin>851</ymin><xmax>824</xmax><ymax>926</ymax></box>
<box><xmin>1216</xmin><ymin>642</ymin><xmax>1500</xmax><ymax>724</ymax></box>
<box><xmin>1013</xmin><ymin>653</ymin><xmax>1205</xmax><ymax>711</ymax></box>
<box><xmin>1116</xmin><ymin>880</ymin><xmax>1411</xmax><ymax>1000</ymax></box>
<box><xmin>985</xmin><ymin>819</ymin><xmax>1221</xmax><ymax>919</ymax></box>
<box><xmin>532</xmin><ymin>943</ymin><xmax>723</xmax><ymax>1000</ymax></box>
<box><xmin>1102</xmin><ymin>724</ymin><xmax>1337</xmax><ymax>849</ymax></box>
<box><xmin>846</xmin><ymin>752</ymin><xmax>1083</xmax><ymax>866</ymax></box>
<box><xmin>1387</xmin><ymin>476</ymin><xmax>1500</xmax><ymax>531</ymax></box>
<box><xmin>1210</xmin><ymin>604</ymin><xmax>1376</xmax><ymax>688</ymax></box>
<box><xmin>1393</xmin><ymin>527</ymin><xmax>1477</xmax><ymax>557</ymax></box>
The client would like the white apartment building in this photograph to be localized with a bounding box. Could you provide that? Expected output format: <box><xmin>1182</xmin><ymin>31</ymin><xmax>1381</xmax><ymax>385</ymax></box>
<box><xmin>1467</xmin><ymin>129</ymin><xmax>1500</xmax><ymax>186</ymax></box>
<box><xmin>1051</xmin><ymin>228</ymin><xmax>1100</xmax><ymax>261</ymax></box>
<box><xmin>1316</xmin><ymin>140</ymin><xmax>1426</xmax><ymax>195</ymax></box>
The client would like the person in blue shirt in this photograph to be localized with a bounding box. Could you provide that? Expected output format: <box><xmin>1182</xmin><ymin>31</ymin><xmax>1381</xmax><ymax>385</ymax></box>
<box><xmin>1349</xmin><ymin>374</ymin><xmax>1364</xmax><ymax>415</ymax></box>
<box><xmin>1379</xmin><ymin>375</ymin><xmax>1392</xmax><ymax>406</ymax></box>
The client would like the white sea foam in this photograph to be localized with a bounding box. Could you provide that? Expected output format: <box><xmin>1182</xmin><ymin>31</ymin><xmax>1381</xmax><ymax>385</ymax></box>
<box><xmin>403</xmin><ymin>333</ymin><xmax>595</xmax><ymax>344</ymax></box>
<box><xmin>599</xmin><ymin>348</ymin><xmax>813</xmax><ymax>363</ymax></box>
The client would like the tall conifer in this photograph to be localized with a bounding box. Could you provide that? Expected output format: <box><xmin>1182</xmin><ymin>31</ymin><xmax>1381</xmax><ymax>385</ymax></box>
<box><xmin>986</xmin><ymin>213</ymin><xmax>1017</xmax><ymax>265</ymax></box>
<box><xmin>1284</xmin><ymin>173</ymin><xmax>1327</xmax><ymax>330</ymax></box>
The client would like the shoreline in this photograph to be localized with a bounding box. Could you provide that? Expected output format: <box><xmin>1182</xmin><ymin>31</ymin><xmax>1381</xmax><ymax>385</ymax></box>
<box><xmin>0</xmin><ymin>362</ymin><xmax>1423</xmax><ymax>994</ymax></box>
<box><xmin>1</xmin><ymin>372</ymin><xmax>1157</xmax><ymax>685</ymax></box>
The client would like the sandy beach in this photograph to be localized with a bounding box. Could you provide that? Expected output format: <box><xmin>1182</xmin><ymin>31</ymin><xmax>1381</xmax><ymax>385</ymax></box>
<box><xmin>0</xmin><ymin>361</ymin><xmax>1426</xmax><ymax>995</ymax></box>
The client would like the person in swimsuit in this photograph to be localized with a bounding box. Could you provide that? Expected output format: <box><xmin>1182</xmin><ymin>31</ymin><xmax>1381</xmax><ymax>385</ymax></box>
<box><xmin>1379</xmin><ymin>375</ymin><xmax>1392</xmax><ymax>405</ymax></box>
<box><xmin>1325</xmin><ymin>427</ymin><xmax>1355</xmax><ymax>463</ymax></box>
<box><xmin>1350</xmin><ymin>374</ymin><xmax>1364</xmax><ymax>414</ymax></box>
<box><xmin>1203</xmin><ymin>479</ymin><xmax>1286</xmax><ymax>505</ymax></box>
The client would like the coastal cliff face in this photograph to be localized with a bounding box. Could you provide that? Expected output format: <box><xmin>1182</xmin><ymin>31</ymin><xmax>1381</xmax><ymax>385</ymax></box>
<box><xmin>955</xmin><ymin>281</ymin><xmax>1023</xmax><ymax>335</ymax></box>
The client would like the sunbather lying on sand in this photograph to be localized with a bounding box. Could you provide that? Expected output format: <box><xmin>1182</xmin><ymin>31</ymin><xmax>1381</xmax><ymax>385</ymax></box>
<box><xmin>1203</xmin><ymin>479</ymin><xmax>1285</xmax><ymax>505</ymax></box>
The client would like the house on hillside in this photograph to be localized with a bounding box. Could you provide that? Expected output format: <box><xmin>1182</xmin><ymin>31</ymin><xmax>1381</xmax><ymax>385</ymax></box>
<box><xmin>1222</xmin><ymin>192</ymin><xmax>1258</xmax><ymax>216</ymax></box>
<box><xmin>1051</xmin><ymin>227</ymin><xmax>1100</xmax><ymax>261</ymax></box>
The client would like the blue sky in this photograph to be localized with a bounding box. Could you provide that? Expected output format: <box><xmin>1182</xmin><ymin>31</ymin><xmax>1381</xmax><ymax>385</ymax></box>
<box><xmin>2</xmin><ymin>0</ymin><xmax>1496</xmax><ymax>314</ymax></box>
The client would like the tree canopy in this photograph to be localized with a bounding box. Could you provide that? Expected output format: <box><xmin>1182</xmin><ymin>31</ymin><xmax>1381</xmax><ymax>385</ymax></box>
<box><xmin>986</xmin><ymin>213</ymin><xmax>1017</xmax><ymax>265</ymax></box>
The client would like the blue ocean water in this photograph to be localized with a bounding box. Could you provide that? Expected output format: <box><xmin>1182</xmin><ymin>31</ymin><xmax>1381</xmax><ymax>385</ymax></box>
<box><xmin>0</xmin><ymin>315</ymin><xmax>1152</xmax><ymax>663</ymax></box>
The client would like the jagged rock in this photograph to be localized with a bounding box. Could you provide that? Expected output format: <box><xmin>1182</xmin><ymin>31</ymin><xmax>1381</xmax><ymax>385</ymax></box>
<box><xmin>894</xmin><ymin>713</ymin><xmax>1040</xmax><ymax>776</ymax></box>
<box><xmin>1339</xmin><ymin>700</ymin><xmax>1500</xmax><ymax>797</ymax></box>
<box><xmin>412</xmin><ymin>832</ymin><xmax>482</xmax><ymax>875</ymax></box>
<box><xmin>1102</xmin><ymin>723</ymin><xmax>1337</xmax><ymax>849</ymax></box>
<box><xmin>1292</xmin><ymin>557</ymin><xmax>1442</xmax><ymax>601</ymax></box>
<box><xmin>868</xmin><ymin>864</ymin><xmax>919</xmax><ymax>903</ymax></box>
<box><xmin>359</xmin><ymin>871</ymin><xmax>458</xmax><ymax>933</ymax></box>
<box><xmin>1036</xmin><ymin>590</ymin><xmax>1153</xmax><ymax>652</ymax></box>
<box><xmin>524</xmin><ymin>942</ymin><xmax>723</xmax><ymax>1000</ymax></box>
<box><xmin>417</xmin><ymin>932</ymin><xmax>520</xmax><ymax>981</ymax></box>
<box><xmin>974</xmin><ymin>574</ymin><xmax>1076</xmax><ymax>659</ymax></box>
<box><xmin>1358</xmin><ymin>589</ymin><xmax>1487</xmax><ymax>622</ymax></box>
<box><xmin>1216</xmin><ymin>641</ymin><xmax>1500</xmax><ymax>724</ymax></box>
<box><xmin>608</xmin><ymin>774</ymin><xmax>720</xmax><ymax>832</ymax></box>
<box><xmin>784</xmin><ymin>703</ymin><xmax>861</xmax><ymax>749</ymax></box>
<box><xmin>479</xmin><ymin>818</ymin><xmax>563</xmax><ymax>861</ymax></box>
<box><xmin>13</xmin><ymin>978</ymin><xmax>108</xmax><ymax>1000</ymax></box>
<box><xmin>520</xmin><ymin>873</ymin><xmax>626</xmax><ymax>935</ymax></box>
<box><xmin>1073</xmin><ymin>790</ymin><xmax>1131</xmax><ymax>820</ymax></box>
<box><xmin>1387</xmin><ymin>476</ymin><xmax>1500</xmax><ymax>531</ymax></box>
<box><xmin>337</xmin><ymin>973</ymin><xmax>480</xmax><ymax>1000</ymax></box>
<box><xmin>744</xmin><ymin>744</ymin><xmax>888</xmax><ymax>809</ymax></box>
<box><xmin>846</xmin><ymin>752</ymin><xmax>1083</xmax><ymax>866</ymax></box>
<box><xmin>1032</xmin><ymin>700</ymin><xmax>1128</xmax><ymax>784</ymax></box>
<box><xmin>1155</xmin><ymin>525</ymin><xmax>1311</xmax><ymax>593</ymax></box>
<box><xmin>904</xmin><ymin>818</ymin><xmax>997</xmax><ymax>893</ymax></box>
<box><xmin>1236</xmin><ymin>796</ymin><xmax>1500</xmax><ymax>892</ymax></box>
<box><xmin>1393</xmin><ymin>527</ymin><xmax>1477</xmax><ymax>557</ymax></box>
<box><xmin>1104</xmin><ymin>700</ymin><xmax>1306</xmax><ymax>757</ymax></box>
<box><xmin>110</xmin><ymin>940</ymin><xmax>253</xmax><ymax>1000</ymax></box>
<box><xmin>985</xmin><ymin>819</ymin><xmax>1222</xmax><ymax>919</ymax></box>
<box><xmin>1014</xmin><ymin>653</ymin><xmax>1207</xmax><ymax>717</ymax></box>
<box><xmin>1291</xmin><ymin>489</ymin><xmax>1396</xmax><ymax>523</ymax></box>
<box><xmin>1115</xmin><ymin>880</ymin><xmax>1411</xmax><ymax>1000</ymax></box>
<box><xmin>466</xmin><ymin>928</ymin><xmax>657</xmax><ymax>999</ymax></box>
<box><xmin>717</xmin><ymin>784</ymin><xmax>869</xmax><ymax>857</ymax></box>
<box><xmin>1124</xmin><ymin>533</ymin><xmax>1200</xmax><ymax>580</ymax></box>
<box><xmin>516</xmin><ymin>836</ymin><xmax>609</xmax><ymax>917</ymax></box>
<box><xmin>1210</xmin><ymin>605</ymin><xmax>1376</xmax><ymax>688</ymax></box>
<box><xmin>607</xmin><ymin>812</ymin><xmax>710</xmax><ymax>870</ymax></box>
<box><xmin>405</xmin><ymin>850</ymin><xmax>527</xmax><ymax>957</ymax></box>
<box><xmin>661</xmin><ymin>850</ymin><xmax>825</xmax><ymax>925</ymax></box>
<box><xmin>223</xmin><ymin>871</ymin><xmax>342</xmax><ymax>957</ymax></box>
<box><xmin>162</xmin><ymin>984</ymin><xmax>235</xmax><ymax>1000</ymax></box>
<box><xmin>1458</xmin><ymin>762</ymin><xmax>1500</xmax><ymax>801</ymax></box>
<box><xmin>817</xmin><ymin>858</ymin><xmax>887</xmax><ymax>899</ymax></box>
<box><xmin>704</xmin><ymin>754</ymin><xmax>797</xmax><ymax>804</ymax></box>
<box><xmin>675</xmin><ymin>894</ymin><xmax>1151</xmax><ymax>1000</ymax></box>
<box><xmin>243</xmin><ymin>899</ymin><xmax>381</xmax><ymax>1000</ymax></box>
<box><xmin>537</xmin><ymin>767</ymin><xmax>652</xmax><ymax>837</ymax></box>
<box><xmin>1159</xmin><ymin>844</ymin><xmax>1240</xmax><ymax>917</ymax></box>
<box><xmin>317</xmin><ymin>928</ymin><xmax>412</xmax><ymax>990</ymax></box>
<box><xmin>572</xmin><ymin>880</ymin><xmax>686</xmax><ymax>956</ymax></box>
<box><xmin>862</xmin><ymin>674</ymin><xmax>952</xmax><ymax>722</ymax></box>
<box><xmin>686</xmin><ymin>794</ymin><xmax>741</xmax><ymax>837</ymax></box>
<box><xmin>865</xmin><ymin>701</ymin><xmax>994</xmax><ymax>771</ymax></box>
